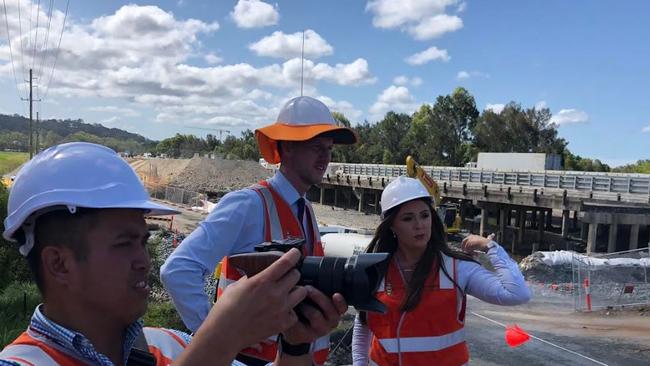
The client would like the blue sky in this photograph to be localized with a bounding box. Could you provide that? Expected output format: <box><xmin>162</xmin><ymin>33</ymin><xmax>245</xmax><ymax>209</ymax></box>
<box><xmin>0</xmin><ymin>0</ymin><xmax>648</xmax><ymax>166</ymax></box>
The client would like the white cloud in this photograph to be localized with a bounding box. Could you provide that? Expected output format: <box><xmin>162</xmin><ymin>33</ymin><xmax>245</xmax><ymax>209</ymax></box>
<box><xmin>369</xmin><ymin>85</ymin><xmax>418</xmax><ymax>121</ymax></box>
<box><xmin>0</xmin><ymin>3</ymin><xmax>375</xmax><ymax>135</ymax></box>
<box><xmin>317</xmin><ymin>95</ymin><xmax>363</xmax><ymax>122</ymax></box>
<box><xmin>230</xmin><ymin>0</ymin><xmax>279</xmax><ymax>29</ymax></box>
<box><xmin>550</xmin><ymin>109</ymin><xmax>589</xmax><ymax>125</ymax></box>
<box><xmin>485</xmin><ymin>103</ymin><xmax>505</xmax><ymax>114</ymax></box>
<box><xmin>204</xmin><ymin>53</ymin><xmax>223</xmax><ymax>65</ymax></box>
<box><xmin>457</xmin><ymin>2</ymin><xmax>467</xmax><ymax>12</ymax></box>
<box><xmin>405</xmin><ymin>46</ymin><xmax>450</xmax><ymax>65</ymax></box>
<box><xmin>393</xmin><ymin>75</ymin><xmax>422</xmax><ymax>86</ymax></box>
<box><xmin>366</xmin><ymin>0</ymin><xmax>463</xmax><ymax>40</ymax></box>
<box><xmin>407</xmin><ymin>14</ymin><xmax>463</xmax><ymax>40</ymax></box>
<box><xmin>641</xmin><ymin>125</ymin><xmax>650</xmax><ymax>133</ymax></box>
<box><xmin>535</xmin><ymin>100</ymin><xmax>548</xmax><ymax>110</ymax></box>
<box><xmin>87</xmin><ymin>105</ymin><xmax>140</xmax><ymax>117</ymax></box>
<box><xmin>249</xmin><ymin>30</ymin><xmax>333</xmax><ymax>59</ymax></box>
<box><xmin>457</xmin><ymin>70</ymin><xmax>489</xmax><ymax>79</ymax></box>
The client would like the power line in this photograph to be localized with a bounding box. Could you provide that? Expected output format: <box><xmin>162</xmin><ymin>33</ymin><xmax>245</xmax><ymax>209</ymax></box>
<box><xmin>30</xmin><ymin>0</ymin><xmax>42</xmax><ymax>72</ymax></box>
<box><xmin>35</xmin><ymin>0</ymin><xmax>54</xmax><ymax>91</ymax></box>
<box><xmin>42</xmin><ymin>0</ymin><xmax>69</xmax><ymax>101</ymax></box>
<box><xmin>17</xmin><ymin>0</ymin><xmax>28</xmax><ymax>97</ymax></box>
<box><xmin>2</xmin><ymin>0</ymin><xmax>23</xmax><ymax>99</ymax></box>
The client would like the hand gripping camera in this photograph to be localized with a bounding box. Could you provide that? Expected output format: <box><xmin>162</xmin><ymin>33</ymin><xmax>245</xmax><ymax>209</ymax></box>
<box><xmin>228</xmin><ymin>238</ymin><xmax>389</xmax><ymax>313</ymax></box>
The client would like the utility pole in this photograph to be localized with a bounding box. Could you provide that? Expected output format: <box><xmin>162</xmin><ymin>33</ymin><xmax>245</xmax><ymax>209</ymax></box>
<box><xmin>21</xmin><ymin>69</ymin><xmax>40</xmax><ymax>158</ymax></box>
<box><xmin>35</xmin><ymin>112</ymin><xmax>40</xmax><ymax>154</ymax></box>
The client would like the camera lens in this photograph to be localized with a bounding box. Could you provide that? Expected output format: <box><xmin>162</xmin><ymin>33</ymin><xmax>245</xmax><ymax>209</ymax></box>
<box><xmin>299</xmin><ymin>253</ymin><xmax>389</xmax><ymax>313</ymax></box>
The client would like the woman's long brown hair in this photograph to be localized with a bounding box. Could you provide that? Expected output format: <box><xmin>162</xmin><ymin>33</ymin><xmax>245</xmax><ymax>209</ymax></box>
<box><xmin>360</xmin><ymin>198</ymin><xmax>475</xmax><ymax>323</ymax></box>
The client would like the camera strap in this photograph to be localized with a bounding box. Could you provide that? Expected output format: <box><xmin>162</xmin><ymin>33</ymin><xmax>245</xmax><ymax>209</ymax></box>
<box><xmin>126</xmin><ymin>329</ymin><xmax>156</xmax><ymax>366</ymax></box>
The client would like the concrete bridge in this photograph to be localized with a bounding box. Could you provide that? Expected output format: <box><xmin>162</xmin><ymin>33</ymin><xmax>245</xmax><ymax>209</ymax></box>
<box><xmin>311</xmin><ymin>163</ymin><xmax>650</xmax><ymax>255</ymax></box>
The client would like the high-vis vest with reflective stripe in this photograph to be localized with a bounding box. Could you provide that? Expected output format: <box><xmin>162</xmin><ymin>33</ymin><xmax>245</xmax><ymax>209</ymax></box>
<box><xmin>0</xmin><ymin>327</ymin><xmax>187</xmax><ymax>366</ymax></box>
<box><xmin>367</xmin><ymin>254</ymin><xmax>469</xmax><ymax>366</ymax></box>
<box><xmin>217</xmin><ymin>180</ymin><xmax>329</xmax><ymax>365</ymax></box>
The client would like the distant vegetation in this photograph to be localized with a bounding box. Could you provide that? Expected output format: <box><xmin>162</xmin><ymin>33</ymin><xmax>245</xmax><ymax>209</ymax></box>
<box><xmin>2</xmin><ymin>88</ymin><xmax>645</xmax><ymax>173</ymax></box>
<box><xmin>0</xmin><ymin>114</ymin><xmax>156</xmax><ymax>154</ymax></box>
<box><xmin>0</xmin><ymin>152</ymin><xmax>28</xmax><ymax>175</ymax></box>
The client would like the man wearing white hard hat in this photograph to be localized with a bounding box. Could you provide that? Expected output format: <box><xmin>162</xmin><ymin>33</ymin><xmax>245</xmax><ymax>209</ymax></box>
<box><xmin>0</xmin><ymin>142</ymin><xmax>328</xmax><ymax>366</ymax></box>
<box><xmin>161</xmin><ymin>96</ymin><xmax>358</xmax><ymax>366</ymax></box>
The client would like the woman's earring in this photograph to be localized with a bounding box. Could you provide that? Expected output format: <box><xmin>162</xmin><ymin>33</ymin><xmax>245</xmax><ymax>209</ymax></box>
<box><xmin>392</xmin><ymin>231</ymin><xmax>396</xmax><ymax>238</ymax></box>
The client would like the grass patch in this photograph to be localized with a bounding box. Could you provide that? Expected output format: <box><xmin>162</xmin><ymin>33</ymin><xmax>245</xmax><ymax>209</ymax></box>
<box><xmin>143</xmin><ymin>301</ymin><xmax>190</xmax><ymax>334</ymax></box>
<box><xmin>0</xmin><ymin>151</ymin><xmax>28</xmax><ymax>175</ymax></box>
<box><xmin>0</xmin><ymin>282</ymin><xmax>41</xmax><ymax>347</ymax></box>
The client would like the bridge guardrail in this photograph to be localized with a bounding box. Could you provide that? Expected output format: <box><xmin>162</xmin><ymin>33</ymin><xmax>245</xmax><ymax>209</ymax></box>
<box><xmin>329</xmin><ymin>163</ymin><xmax>650</xmax><ymax>197</ymax></box>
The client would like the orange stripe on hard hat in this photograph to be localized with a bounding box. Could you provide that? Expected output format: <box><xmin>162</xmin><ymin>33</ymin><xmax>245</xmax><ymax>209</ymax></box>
<box><xmin>255</xmin><ymin>124</ymin><xmax>357</xmax><ymax>164</ymax></box>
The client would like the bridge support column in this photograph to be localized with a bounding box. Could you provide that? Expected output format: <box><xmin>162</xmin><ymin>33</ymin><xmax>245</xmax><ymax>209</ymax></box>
<box><xmin>498</xmin><ymin>208</ymin><xmax>507</xmax><ymax>244</ymax></box>
<box><xmin>534</xmin><ymin>210</ymin><xmax>544</xmax><ymax>252</ymax></box>
<box><xmin>516</xmin><ymin>210</ymin><xmax>525</xmax><ymax>253</ymax></box>
<box><xmin>334</xmin><ymin>188</ymin><xmax>339</xmax><ymax>207</ymax></box>
<box><xmin>479</xmin><ymin>208</ymin><xmax>487</xmax><ymax>235</ymax></box>
<box><xmin>587</xmin><ymin>223</ymin><xmax>598</xmax><ymax>254</ymax></box>
<box><xmin>546</xmin><ymin>209</ymin><xmax>553</xmax><ymax>230</ymax></box>
<box><xmin>630</xmin><ymin>224</ymin><xmax>640</xmax><ymax>250</ymax></box>
<box><xmin>561</xmin><ymin>210</ymin><xmax>570</xmax><ymax>238</ymax></box>
<box><xmin>572</xmin><ymin>210</ymin><xmax>578</xmax><ymax>230</ymax></box>
<box><xmin>320</xmin><ymin>186</ymin><xmax>326</xmax><ymax>205</ymax></box>
<box><xmin>608</xmin><ymin>222</ymin><xmax>618</xmax><ymax>253</ymax></box>
<box><xmin>373</xmin><ymin>191</ymin><xmax>379</xmax><ymax>214</ymax></box>
<box><xmin>357</xmin><ymin>189</ymin><xmax>365</xmax><ymax>212</ymax></box>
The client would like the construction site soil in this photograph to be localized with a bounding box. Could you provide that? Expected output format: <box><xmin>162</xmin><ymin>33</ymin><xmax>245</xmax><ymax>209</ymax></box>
<box><xmin>131</xmin><ymin>157</ymin><xmax>272</xmax><ymax>194</ymax></box>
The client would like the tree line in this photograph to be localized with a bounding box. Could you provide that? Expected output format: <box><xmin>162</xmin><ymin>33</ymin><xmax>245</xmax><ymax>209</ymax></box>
<box><xmin>2</xmin><ymin>88</ymin><xmax>647</xmax><ymax>173</ymax></box>
<box><xmin>159</xmin><ymin>87</ymin><xmax>638</xmax><ymax>172</ymax></box>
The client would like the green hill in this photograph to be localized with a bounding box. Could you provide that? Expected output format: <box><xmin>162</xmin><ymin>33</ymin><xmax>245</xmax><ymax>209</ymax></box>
<box><xmin>0</xmin><ymin>114</ymin><xmax>156</xmax><ymax>154</ymax></box>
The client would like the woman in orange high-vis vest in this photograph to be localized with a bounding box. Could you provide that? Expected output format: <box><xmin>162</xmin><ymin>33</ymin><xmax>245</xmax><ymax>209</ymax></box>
<box><xmin>352</xmin><ymin>177</ymin><xmax>531</xmax><ymax>366</ymax></box>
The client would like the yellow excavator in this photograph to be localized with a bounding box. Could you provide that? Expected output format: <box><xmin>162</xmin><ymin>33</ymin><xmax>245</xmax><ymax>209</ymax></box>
<box><xmin>405</xmin><ymin>156</ymin><xmax>462</xmax><ymax>236</ymax></box>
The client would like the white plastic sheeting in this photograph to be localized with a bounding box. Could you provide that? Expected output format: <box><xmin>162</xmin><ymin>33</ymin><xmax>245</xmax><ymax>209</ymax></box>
<box><xmin>540</xmin><ymin>250</ymin><xmax>650</xmax><ymax>267</ymax></box>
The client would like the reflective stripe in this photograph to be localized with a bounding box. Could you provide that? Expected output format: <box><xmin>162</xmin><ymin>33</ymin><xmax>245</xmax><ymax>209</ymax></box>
<box><xmin>376</xmin><ymin>277</ymin><xmax>385</xmax><ymax>292</ymax></box>
<box><xmin>378</xmin><ymin>328</ymin><xmax>465</xmax><ymax>353</ymax></box>
<box><xmin>0</xmin><ymin>345</ymin><xmax>59</xmax><ymax>366</ymax></box>
<box><xmin>256</xmin><ymin>187</ymin><xmax>283</xmax><ymax>240</ymax></box>
<box><xmin>143</xmin><ymin>327</ymin><xmax>186</xmax><ymax>361</ymax></box>
<box><xmin>439</xmin><ymin>255</ymin><xmax>454</xmax><ymax>289</ymax></box>
<box><xmin>218</xmin><ymin>277</ymin><xmax>236</xmax><ymax>291</ymax></box>
<box><xmin>311</xmin><ymin>335</ymin><xmax>330</xmax><ymax>352</ymax></box>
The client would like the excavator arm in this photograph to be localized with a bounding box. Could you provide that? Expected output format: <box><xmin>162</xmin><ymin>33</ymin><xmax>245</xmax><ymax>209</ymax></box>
<box><xmin>405</xmin><ymin>155</ymin><xmax>441</xmax><ymax>207</ymax></box>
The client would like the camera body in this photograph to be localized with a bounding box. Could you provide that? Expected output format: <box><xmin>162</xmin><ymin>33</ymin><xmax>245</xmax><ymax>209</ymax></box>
<box><xmin>230</xmin><ymin>238</ymin><xmax>388</xmax><ymax>313</ymax></box>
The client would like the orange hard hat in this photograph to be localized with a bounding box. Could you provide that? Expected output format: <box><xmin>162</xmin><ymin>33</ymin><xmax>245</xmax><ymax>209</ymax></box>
<box><xmin>255</xmin><ymin>96</ymin><xmax>358</xmax><ymax>164</ymax></box>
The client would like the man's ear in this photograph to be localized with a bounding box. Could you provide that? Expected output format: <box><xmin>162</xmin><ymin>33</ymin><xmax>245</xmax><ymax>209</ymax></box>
<box><xmin>41</xmin><ymin>246</ymin><xmax>76</xmax><ymax>287</ymax></box>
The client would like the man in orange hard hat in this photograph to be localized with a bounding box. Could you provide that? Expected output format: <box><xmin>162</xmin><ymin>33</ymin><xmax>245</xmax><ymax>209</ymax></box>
<box><xmin>161</xmin><ymin>96</ymin><xmax>358</xmax><ymax>365</ymax></box>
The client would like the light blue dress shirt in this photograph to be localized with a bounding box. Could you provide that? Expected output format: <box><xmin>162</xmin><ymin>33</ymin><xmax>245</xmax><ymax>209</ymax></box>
<box><xmin>160</xmin><ymin>171</ymin><xmax>312</xmax><ymax>333</ymax></box>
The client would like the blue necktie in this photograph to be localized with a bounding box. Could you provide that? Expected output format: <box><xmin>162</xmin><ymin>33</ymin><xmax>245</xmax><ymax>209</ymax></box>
<box><xmin>296</xmin><ymin>197</ymin><xmax>306</xmax><ymax>234</ymax></box>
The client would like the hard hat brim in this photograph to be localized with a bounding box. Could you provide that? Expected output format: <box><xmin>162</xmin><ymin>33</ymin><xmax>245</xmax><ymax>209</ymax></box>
<box><xmin>255</xmin><ymin>123</ymin><xmax>358</xmax><ymax>164</ymax></box>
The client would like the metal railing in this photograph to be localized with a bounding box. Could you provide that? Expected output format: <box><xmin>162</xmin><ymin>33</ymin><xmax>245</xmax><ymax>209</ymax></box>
<box><xmin>329</xmin><ymin>163</ymin><xmax>650</xmax><ymax>197</ymax></box>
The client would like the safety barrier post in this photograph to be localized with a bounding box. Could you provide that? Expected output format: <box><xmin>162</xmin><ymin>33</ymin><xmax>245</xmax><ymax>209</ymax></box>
<box><xmin>583</xmin><ymin>278</ymin><xmax>592</xmax><ymax>312</ymax></box>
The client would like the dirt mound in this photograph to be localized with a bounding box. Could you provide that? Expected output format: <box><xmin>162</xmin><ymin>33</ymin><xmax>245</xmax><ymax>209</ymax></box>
<box><xmin>170</xmin><ymin>157</ymin><xmax>272</xmax><ymax>194</ymax></box>
<box><xmin>130</xmin><ymin>158</ymin><xmax>192</xmax><ymax>186</ymax></box>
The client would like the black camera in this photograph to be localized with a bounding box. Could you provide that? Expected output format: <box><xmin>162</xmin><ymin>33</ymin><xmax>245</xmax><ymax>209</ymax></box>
<box><xmin>229</xmin><ymin>238</ymin><xmax>388</xmax><ymax>313</ymax></box>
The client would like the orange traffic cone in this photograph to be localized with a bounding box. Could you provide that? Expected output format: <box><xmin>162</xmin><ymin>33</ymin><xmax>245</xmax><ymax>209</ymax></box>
<box><xmin>505</xmin><ymin>324</ymin><xmax>530</xmax><ymax>348</ymax></box>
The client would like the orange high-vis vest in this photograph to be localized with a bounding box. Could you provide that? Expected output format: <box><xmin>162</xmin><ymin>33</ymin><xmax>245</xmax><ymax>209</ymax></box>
<box><xmin>217</xmin><ymin>181</ymin><xmax>329</xmax><ymax>365</ymax></box>
<box><xmin>367</xmin><ymin>254</ymin><xmax>469</xmax><ymax>366</ymax></box>
<box><xmin>0</xmin><ymin>327</ymin><xmax>187</xmax><ymax>366</ymax></box>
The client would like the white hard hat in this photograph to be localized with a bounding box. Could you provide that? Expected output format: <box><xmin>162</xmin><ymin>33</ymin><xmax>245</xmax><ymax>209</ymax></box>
<box><xmin>380</xmin><ymin>176</ymin><xmax>431</xmax><ymax>216</ymax></box>
<box><xmin>255</xmin><ymin>96</ymin><xmax>357</xmax><ymax>164</ymax></box>
<box><xmin>3</xmin><ymin>142</ymin><xmax>178</xmax><ymax>255</ymax></box>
